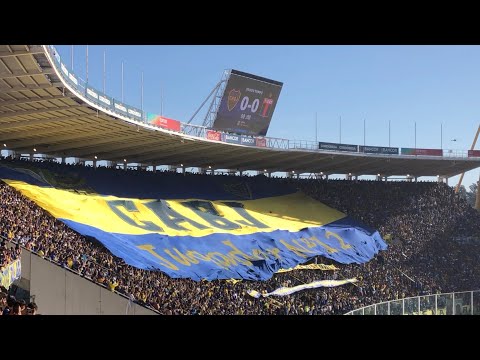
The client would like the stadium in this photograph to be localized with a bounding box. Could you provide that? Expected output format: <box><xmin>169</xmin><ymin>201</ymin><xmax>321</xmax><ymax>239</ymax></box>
<box><xmin>1</xmin><ymin>45</ymin><xmax>479</xmax><ymax>315</ymax></box>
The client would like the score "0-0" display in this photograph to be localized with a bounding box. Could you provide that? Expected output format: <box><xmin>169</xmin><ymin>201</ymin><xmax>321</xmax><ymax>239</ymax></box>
<box><xmin>240</xmin><ymin>96</ymin><xmax>260</xmax><ymax>113</ymax></box>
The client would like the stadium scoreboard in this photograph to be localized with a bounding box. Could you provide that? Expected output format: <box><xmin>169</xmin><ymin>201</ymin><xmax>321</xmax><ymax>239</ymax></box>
<box><xmin>212</xmin><ymin>69</ymin><xmax>283</xmax><ymax>136</ymax></box>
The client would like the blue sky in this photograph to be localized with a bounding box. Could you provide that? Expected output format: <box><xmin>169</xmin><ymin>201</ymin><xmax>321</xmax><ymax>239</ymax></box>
<box><xmin>53</xmin><ymin>45</ymin><xmax>480</xmax><ymax>189</ymax></box>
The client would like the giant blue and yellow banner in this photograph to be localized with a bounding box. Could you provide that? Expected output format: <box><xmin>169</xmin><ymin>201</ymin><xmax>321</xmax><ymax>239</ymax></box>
<box><xmin>0</xmin><ymin>165</ymin><xmax>387</xmax><ymax>281</ymax></box>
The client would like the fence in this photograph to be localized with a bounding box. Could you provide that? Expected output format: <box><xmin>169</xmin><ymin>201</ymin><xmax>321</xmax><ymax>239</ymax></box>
<box><xmin>345</xmin><ymin>290</ymin><xmax>480</xmax><ymax>315</ymax></box>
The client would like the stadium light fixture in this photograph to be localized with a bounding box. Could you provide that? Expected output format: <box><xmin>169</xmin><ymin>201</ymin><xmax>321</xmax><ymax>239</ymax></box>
<box><xmin>377</xmin><ymin>173</ymin><xmax>381</xmax><ymax>176</ymax></box>
<box><xmin>264</xmin><ymin>169</ymin><xmax>267</xmax><ymax>172</ymax></box>
<box><xmin>33</xmin><ymin>148</ymin><xmax>37</xmax><ymax>152</ymax></box>
<box><xmin>3</xmin><ymin>143</ymin><xmax>6</xmax><ymax>147</ymax></box>
<box><xmin>94</xmin><ymin>156</ymin><xmax>98</xmax><ymax>160</ymax></box>
<box><xmin>292</xmin><ymin>171</ymin><xmax>295</xmax><ymax>174</ymax></box>
<box><xmin>124</xmin><ymin>159</ymin><xmax>127</xmax><ymax>162</ymax></box>
<box><xmin>208</xmin><ymin>165</ymin><xmax>212</xmax><ymax>169</ymax></box>
<box><xmin>348</xmin><ymin>173</ymin><xmax>352</xmax><ymax>176</ymax></box>
<box><xmin>407</xmin><ymin>174</ymin><xmax>410</xmax><ymax>177</ymax></box>
<box><xmin>180</xmin><ymin>164</ymin><xmax>183</xmax><ymax>167</ymax></box>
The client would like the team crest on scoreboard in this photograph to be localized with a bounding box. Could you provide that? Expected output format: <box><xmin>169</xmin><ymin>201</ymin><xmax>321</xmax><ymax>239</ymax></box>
<box><xmin>227</xmin><ymin>89</ymin><xmax>241</xmax><ymax>111</ymax></box>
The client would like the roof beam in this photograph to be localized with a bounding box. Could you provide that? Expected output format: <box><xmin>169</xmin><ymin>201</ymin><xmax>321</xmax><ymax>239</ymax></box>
<box><xmin>127</xmin><ymin>143</ymin><xmax>218</xmax><ymax>163</ymax></box>
<box><xmin>0</xmin><ymin>69</ymin><xmax>54</xmax><ymax>80</ymax></box>
<box><xmin>131</xmin><ymin>142</ymin><xmax>242</xmax><ymax>167</ymax></box>
<box><xmin>226</xmin><ymin>150</ymin><xmax>309</xmax><ymax>171</ymax></box>
<box><xmin>0</xmin><ymin>123</ymin><xmax>94</xmax><ymax>141</ymax></box>
<box><xmin>0</xmin><ymin>50</ymin><xmax>45</xmax><ymax>59</ymax></box>
<box><xmin>0</xmin><ymin>94</ymin><xmax>72</xmax><ymax>107</ymax></box>
<box><xmin>0</xmin><ymin>104</ymin><xmax>85</xmax><ymax>119</ymax></box>
<box><xmin>71</xmin><ymin>136</ymin><xmax>166</xmax><ymax>158</ymax></box>
<box><xmin>0</xmin><ymin>82</ymin><xmax>63</xmax><ymax>94</ymax></box>
<box><xmin>0</xmin><ymin>114</ymin><xmax>91</xmax><ymax>131</ymax></box>
<box><xmin>6</xmin><ymin>127</ymin><xmax>121</xmax><ymax>150</ymax></box>
<box><xmin>216</xmin><ymin>148</ymin><xmax>281</xmax><ymax>169</ymax></box>
<box><xmin>43</xmin><ymin>132</ymin><xmax>150</xmax><ymax>153</ymax></box>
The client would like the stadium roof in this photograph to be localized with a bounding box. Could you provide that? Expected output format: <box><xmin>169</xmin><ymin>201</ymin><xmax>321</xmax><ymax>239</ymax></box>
<box><xmin>1</xmin><ymin>44</ymin><xmax>479</xmax><ymax>178</ymax></box>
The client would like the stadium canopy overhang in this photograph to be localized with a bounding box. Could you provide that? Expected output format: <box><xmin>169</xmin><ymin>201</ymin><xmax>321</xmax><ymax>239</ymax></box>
<box><xmin>0</xmin><ymin>44</ymin><xmax>479</xmax><ymax>178</ymax></box>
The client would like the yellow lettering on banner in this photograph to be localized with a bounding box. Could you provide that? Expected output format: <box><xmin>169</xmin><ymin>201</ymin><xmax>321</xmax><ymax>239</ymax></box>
<box><xmin>251</xmin><ymin>249</ymin><xmax>269</xmax><ymax>260</ymax></box>
<box><xmin>222</xmin><ymin>240</ymin><xmax>253</xmax><ymax>267</ymax></box>
<box><xmin>266</xmin><ymin>247</ymin><xmax>282</xmax><ymax>260</ymax></box>
<box><xmin>186</xmin><ymin>250</ymin><xmax>210</xmax><ymax>262</ymax></box>
<box><xmin>164</xmin><ymin>248</ymin><xmax>199</xmax><ymax>266</ymax></box>
<box><xmin>205</xmin><ymin>252</ymin><xmax>233</xmax><ymax>269</ymax></box>
<box><xmin>309</xmin><ymin>236</ymin><xmax>338</xmax><ymax>254</ymax></box>
<box><xmin>279</xmin><ymin>240</ymin><xmax>308</xmax><ymax>258</ymax></box>
<box><xmin>325</xmin><ymin>231</ymin><xmax>352</xmax><ymax>249</ymax></box>
<box><xmin>136</xmin><ymin>244</ymin><xmax>179</xmax><ymax>270</ymax></box>
<box><xmin>300</xmin><ymin>236</ymin><xmax>318</xmax><ymax>249</ymax></box>
<box><xmin>292</xmin><ymin>239</ymin><xmax>318</xmax><ymax>255</ymax></box>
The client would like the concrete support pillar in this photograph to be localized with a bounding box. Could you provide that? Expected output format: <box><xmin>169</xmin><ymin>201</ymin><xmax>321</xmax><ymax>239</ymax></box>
<box><xmin>346</xmin><ymin>173</ymin><xmax>353</xmax><ymax>180</ymax></box>
<box><xmin>268</xmin><ymin>172</ymin><xmax>271</xmax><ymax>178</ymax></box>
<box><xmin>93</xmin><ymin>160</ymin><xmax>97</xmax><ymax>168</ymax></box>
<box><xmin>153</xmin><ymin>166</ymin><xmax>157</xmax><ymax>173</ymax></box>
<box><xmin>124</xmin><ymin>162</ymin><xmax>127</xmax><ymax>171</ymax></box>
<box><xmin>61</xmin><ymin>157</ymin><xmax>66</xmax><ymax>164</ymax></box>
<box><xmin>438</xmin><ymin>176</ymin><xmax>448</xmax><ymax>185</ymax></box>
<box><xmin>29</xmin><ymin>153</ymin><xmax>34</xmax><ymax>161</ymax></box>
<box><xmin>239</xmin><ymin>170</ymin><xmax>243</xmax><ymax>176</ymax></box>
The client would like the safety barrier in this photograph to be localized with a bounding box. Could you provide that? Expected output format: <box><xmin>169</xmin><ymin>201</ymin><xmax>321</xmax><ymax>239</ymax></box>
<box><xmin>345</xmin><ymin>290</ymin><xmax>480</xmax><ymax>315</ymax></box>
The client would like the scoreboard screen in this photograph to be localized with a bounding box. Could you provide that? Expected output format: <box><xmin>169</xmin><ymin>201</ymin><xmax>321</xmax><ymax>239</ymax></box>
<box><xmin>212</xmin><ymin>69</ymin><xmax>283</xmax><ymax>136</ymax></box>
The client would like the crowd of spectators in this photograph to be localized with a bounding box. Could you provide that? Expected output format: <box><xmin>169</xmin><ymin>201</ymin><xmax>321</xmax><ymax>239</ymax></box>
<box><xmin>1</xmin><ymin>157</ymin><xmax>480</xmax><ymax>314</ymax></box>
<box><xmin>1</xmin><ymin>236</ymin><xmax>20</xmax><ymax>270</ymax></box>
<box><xmin>0</xmin><ymin>292</ymin><xmax>38</xmax><ymax>315</ymax></box>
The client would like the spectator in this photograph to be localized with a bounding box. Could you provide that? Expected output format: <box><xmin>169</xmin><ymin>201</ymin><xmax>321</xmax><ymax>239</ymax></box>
<box><xmin>26</xmin><ymin>302</ymin><xmax>38</xmax><ymax>315</ymax></box>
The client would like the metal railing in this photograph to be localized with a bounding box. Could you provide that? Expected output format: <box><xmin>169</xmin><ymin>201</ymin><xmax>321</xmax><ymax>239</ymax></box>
<box><xmin>42</xmin><ymin>45</ymin><xmax>479</xmax><ymax>160</ymax></box>
<box><xmin>345</xmin><ymin>290</ymin><xmax>480</xmax><ymax>315</ymax></box>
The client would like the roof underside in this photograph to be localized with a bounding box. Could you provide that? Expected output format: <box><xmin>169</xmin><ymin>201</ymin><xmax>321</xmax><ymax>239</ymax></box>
<box><xmin>0</xmin><ymin>45</ymin><xmax>478</xmax><ymax>178</ymax></box>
